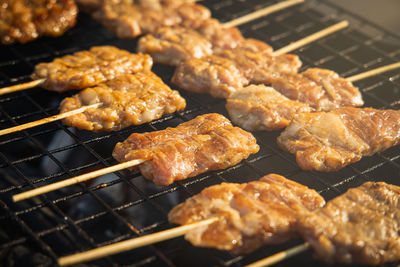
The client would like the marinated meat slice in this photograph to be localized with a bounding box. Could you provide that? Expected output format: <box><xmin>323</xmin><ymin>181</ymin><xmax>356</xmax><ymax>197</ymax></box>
<box><xmin>172</xmin><ymin>49</ymin><xmax>301</xmax><ymax>98</ymax></box>
<box><xmin>92</xmin><ymin>1</ymin><xmax>210</xmax><ymax>38</ymax></box>
<box><xmin>226</xmin><ymin>85</ymin><xmax>313</xmax><ymax>131</ymax></box>
<box><xmin>272</xmin><ymin>68</ymin><xmax>363</xmax><ymax>111</ymax></box>
<box><xmin>76</xmin><ymin>0</ymin><xmax>197</xmax><ymax>12</ymax></box>
<box><xmin>113</xmin><ymin>113</ymin><xmax>232</xmax><ymax>159</ymax></box>
<box><xmin>31</xmin><ymin>46</ymin><xmax>153</xmax><ymax>92</ymax></box>
<box><xmin>60</xmin><ymin>72</ymin><xmax>186</xmax><ymax>132</ymax></box>
<box><xmin>277</xmin><ymin>107</ymin><xmax>400</xmax><ymax>171</ymax></box>
<box><xmin>137</xmin><ymin>26</ymin><xmax>212</xmax><ymax>66</ymax></box>
<box><xmin>193</xmin><ymin>18</ymin><xmax>244</xmax><ymax>49</ymax></box>
<box><xmin>297</xmin><ymin>181</ymin><xmax>400</xmax><ymax>264</ymax></box>
<box><xmin>169</xmin><ymin>174</ymin><xmax>325</xmax><ymax>254</ymax></box>
<box><xmin>0</xmin><ymin>0</ymin><xmax>77</xmax><ymax>44</ymax></box>
<box><xmin>172</xmin><ymin>55</ymin><xmax>249</xmax><ymax>98</ymax></box>
<box><xmin>112</xmin><ymin>113</ymin><xmax>259</xmax><ymax>186</ymax></box>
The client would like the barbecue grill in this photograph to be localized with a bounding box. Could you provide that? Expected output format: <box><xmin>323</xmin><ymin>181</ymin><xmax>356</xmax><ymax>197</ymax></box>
<box><xmin>1</xmin><ymin>0</ymin><xmax>400</xmax><ymax>266</ymax></box>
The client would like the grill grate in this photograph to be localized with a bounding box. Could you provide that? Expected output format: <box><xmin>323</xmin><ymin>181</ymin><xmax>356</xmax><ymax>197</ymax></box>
<box><xmin>0</xmin><ymin>0</ymin><xmax>400</xmax><ymax>266</ymax></box>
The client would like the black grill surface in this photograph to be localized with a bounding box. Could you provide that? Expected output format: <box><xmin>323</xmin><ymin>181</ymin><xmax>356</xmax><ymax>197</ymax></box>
<box><xmin>1</xmin><ymin>0</ymin><xmax>400</xmax><ymax>266</ymax></box>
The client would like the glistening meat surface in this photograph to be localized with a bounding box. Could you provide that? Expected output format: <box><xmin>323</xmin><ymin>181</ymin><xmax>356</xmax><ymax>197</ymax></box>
<box><xmin>226</xmin><ymin>84</ymin><xmax>312</xmax><ymax>131</ymax></box>
<box><xmin>168</xmin><ymin>174</ymin><xmax>325</xmax><ymax>254</ymax></box>
<box><xmin>272</xmin><ymin>68</ymin><xmax>363</xmax><ymax>111</ymax></box>
<box><xmin>0</xmin><ymin>0</ymin><xmax>77</xmax><ymax>44</ymax></box>
<box><xmin>112</xmin><ymin>113</ymin><xmax>259</xmax><ymax>186</ymax></box>
<box><xmin>277</xmin><ymin>107</ymin><xmax>400</xmax><ymax>171</ymax></box>
<box><xmin>60</xmin><ymin>72</ymin><xmax>186</xmax><ymax>132</ymax></box>
<box><xmin>297</xmin><ymin>181</ymin><xmax>400</xmax><ymax>264</ymax></box>
<box><xmin>31</xmin><ymin>46</ymin><xmax>153</xmax><ymax>92</ymax></box>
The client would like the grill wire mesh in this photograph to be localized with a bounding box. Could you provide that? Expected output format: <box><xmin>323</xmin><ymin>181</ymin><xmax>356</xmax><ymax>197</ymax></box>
<box><xmin>0</xmin><ymin>0</ymin><xmax>400</xmax><ymax>266</ymax></box>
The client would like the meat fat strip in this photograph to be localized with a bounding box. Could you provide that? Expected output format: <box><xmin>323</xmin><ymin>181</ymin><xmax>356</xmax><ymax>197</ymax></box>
<box><xmin>278</xmin><ymin>107</ymin><xmax>400</xmax><ymax>171</ymax></box>
<box><xmin>60</xmin><ymin>72</ymin><xmax>186</xmax><ymax>132</ymax></box>
<box><xmin>168</xmin><ymin>173</ymin><xmax>325</xmax><ymax>254</ymax></box>
<box><xmin>297</xmin><ymin>181</ymin><xmax>400</xmax><ymax>264</ymax></box>
<box><xmin>31</xmin><ymin>46</ymin><xmax>153</xmax><ymax>92</ymax></box>
<box><xmin>112</xmin><ymin>113</ymin><xmax>259</xmax><ymax>186</ymax></box>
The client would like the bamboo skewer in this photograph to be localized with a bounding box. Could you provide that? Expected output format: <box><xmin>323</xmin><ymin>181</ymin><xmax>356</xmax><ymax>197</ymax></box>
<box><xmin>346</xmin><ymin>62</ymin><xmax>400</xmax><ymax>82</ymax></box>
<box><xmin>0</xmin><ymin>0</ymin><xmax>304</xmax><ymax>97</ymax></box>
<box><xmin>0</xmin><ymin>103</ymin><xmax>101</xmax><ymax>137</ymax></box>
<box><xmin>223</xmin><ymin>0</ymin><xmax>304</xmax><ymax>28</ymax></box>
<box><xmin>58</xmin><ymin>217</ymin><xmax>218</xmax><ymax>266</ymax></box>
<box><xmin>245</xmin><ymin>243</ymin><xmax>310</xmax><ymax>267</ymax></box>
<box><xmin>0</xmin><ymin>78</ymin><xmax>45</xmax><ymax>96</ymax></box>
<box><xmin>12</xmin><ymin>159</ymin><xmax>145</xmax><ymax>202</ymax></box>
<box><xmin>273</xmin><ymin>21</ymin><xmax>349</xmax><ymax>55</ymax></box>
<box><xmin>0</xmin><ymin>22</ymin><xmax>348</xmax><ymax>137</ymax></box>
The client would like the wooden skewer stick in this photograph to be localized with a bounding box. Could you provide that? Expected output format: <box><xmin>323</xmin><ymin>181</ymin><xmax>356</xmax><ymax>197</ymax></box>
<box><xmin>223</xmin><ymin>0</ymin><xmax>304</xmax><ymax>28</ymax></box>
<box><xmin>12</xmin><ymin>158</ymin><xmax>145</xmax><ymax>202</ymax></box>
<box><xmin>0</xmin><ymin>103</ymin><xmax>102</xmax><ymax>137</ymax></box>
<box><xmin>273</xmin><ymin>20</ymin><xmax>349</xmax><ymax>55</ymax></box>
<box><xmin>58</xmin><ymin>217</ymin><xmax>218</xmax><ymax>266</ymax></box>
<box><xmin>0</xmin><ymin>0</ymin><xmax>303</xmax><ymax>97</ymax></box>
<box><xmin>0</xmin><ymin>78</ymin><xmax>45</xmax><ymax>96</ymax></box>
<box><xmin>245</xmin><ymin>243</ymin><xmax>310</xmax><ymax>267</ymax></box>
<box><xmin>346</xmin><ymin>62</ymin><xmax>400</xmax><ymax>82</ymax></box>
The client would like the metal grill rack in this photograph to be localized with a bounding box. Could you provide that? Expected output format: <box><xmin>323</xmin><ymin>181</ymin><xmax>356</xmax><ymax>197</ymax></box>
<box><xmin>0</xmin><ymin>0</ymin><xmax>399</xmax><ymax>266</ymax></box>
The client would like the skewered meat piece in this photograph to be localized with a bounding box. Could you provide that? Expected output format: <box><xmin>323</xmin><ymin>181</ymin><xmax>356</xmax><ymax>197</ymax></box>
<box><xmin>137</xmin><ymin>26</ymin><xmax>213</xmax><ymax>66</ymax></box>
<box><xmin>60</xmin><ymin>72</ymin><xmax>186</xmax><ymax>132</ymax></box>
<box><xmin>172</xmin><ymin>46</ymin><xmax>301</xmax><ymax>98</ymax></box>
<box><xmin>169</xmin><ymin>174</ymin><xmax>325</xmax><ymax>254</ymax></box>
<box><xmin>112</xmin><ymin>113</ymin><xmax>259</xmax><ymax>186</ymax></box>
<box><xmin>297</xmin><ymin>181</ymin><xmax>400</xmax><ymax>264</ymax></box>
<box><xmin>226</xmin><ymin>85</ymin><xmax>313</xmax><ymax>131</ymax></box>
<box><xmin>76</xmin><ymin>0</ymin><xmax>197</xmax><ymax>12</ymax></box>
<box><xmin>277</xmin><ymin>107</ymin><xmax>400</xmax><ymax>171</ymax></box>
<box><xmin>31</xmin><ymin>46</ymin><xmax>153</xmax><ymax>92</ymax></box>
<box><xmin>0</xmin><ymin>0</ymin><xmax>77</xmax><ymax>45</ymax></box>
<box><xmin>137</xmin><ymin>19</ymin><xmax>245</xmax><ymax>66</ymax></box>
<box><xmin>272</xmin><ymin>68</ymin><xmax>363</xmax><ymax>111</ymax></box>
<box><xmin>92</xmin><ymin>1</ymin><xmax>210</xmax><ymax>38</ymax></box>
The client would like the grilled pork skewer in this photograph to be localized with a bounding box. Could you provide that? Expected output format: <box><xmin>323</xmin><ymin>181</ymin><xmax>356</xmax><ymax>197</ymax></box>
<box><xmin>0</xmin><ymin>46</ymin><xmax>153</xmax><ymax>95</ymax></box>
<box><xmin>226</xmin><ymin>67</ymin><xmax>365</xmax><ymax>131</ymax></box>
<box><xmin>12</xmin><ymin>113</ymin><xmax>259</xmax><ymax>201</ymax></box>
<box><xmin>171</xmin><ymin>21</ymin><xmax>349</xmax><ymax>98</ymax></box>
<box><xmin>0</xmin><ymin>0</ymin><xmax>78</xmax><ymax>45</ymax></box>
<box><xmin>278</xmin><ymin>106</ymin><xmax>400</xmax><ymax>172</ymax></box>
<box><xmin>248</xmin><ymin>181</ymin><xmax>400</xmax><ymax>266</ymax></box>
<box><xmin>55</xmin><ymin>173</ymin><xmax>325</xmax><ymax>266</ymax></box>
<box><xmin>1</xmin><ymin>62</ymin><xmax>398</xmax><ymax>137</ymax></box>
<box><xmin>0</xmin><ymin>0</ymin><xmax>302</xmax><ymax>96</ymax></box>
<box><xmin>59</xmin><ymin>71</ymin><xmax>186</xmax><ymax>131</ymax></box>
<box><xmin>58</xmin><ymin>179</ymin><xmax>400</xmax><ymax>267</ymax></box>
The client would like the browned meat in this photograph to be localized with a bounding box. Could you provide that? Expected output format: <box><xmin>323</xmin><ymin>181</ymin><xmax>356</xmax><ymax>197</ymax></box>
<box><xmin>172</xmin><ymin>48</ymin><xmax>301</xmax><ymax>98</ymax></box>
<box><xmin>76</xmin><ymin>0</ymin><xmax>197</xmax><ymax>12</ymax></box>
<box><xmin>194</xmin><ymin>18</ymin><xmax>244</xmax><ymax>50</ymax></box>
<box><xmin>171</xmin><ymin>55</ymin><xmax>248</xmax><ymax>98</ymax></box>
<box><xmin>92</xmin><ymin>1</ymin><xmax>210</xmax><ymax>38</ymax></box>
<box><xmin>226</xmin><ymin>85</ymin><xmax>313</xmax><ymax>131</ymax></box>
<box><xmin>272</xmin><ymin>68</ymin><xmax>363</xmax><ymax>111</ymax></box>
<box><xmin>31</xmin><ymin>46</ymin><xmax>153</xmax><ymax>92</ymax></box>
<box><xmin>60</xmin><ymin>72</ymin><xmax>186</xmax><ymax>132</ymax></box>
<box><xmin>297</xmin><ymin>181</ymin><xmax>400</xmax><ymax>264</ymax></box>
<box><xmin>277</xmin><ymin>107</ymin><xmax>400</xmax><ymax>171</ymax></box>
<box><xmin>169</xmin><ymin>174</ymin><xmax>325</xmax><ymax>254</ymax></box>
<box><xmin>112</xmin><ymin>113</ymin><xmax>259</xmax><ymax>186</ymax></box>
<box><xmin>0</xmin><ymin>0</ymin><xmax>77</xmax><ymax>44</ymax></box>
<box><xmin>137</xmin><ymin>26</ymin><xmax>212</xmax><ymax>66</ymax></box>
<box><xmin>75</xmin><ymin>0</ymin><xmax>101</xmax><ymax>12</ymax></box>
